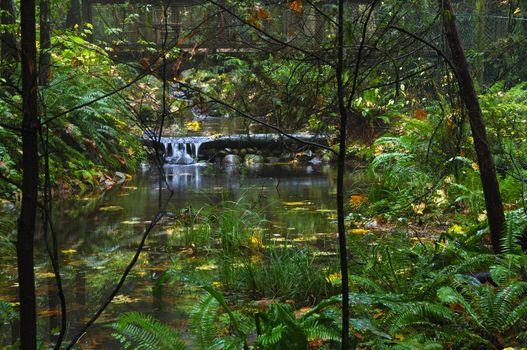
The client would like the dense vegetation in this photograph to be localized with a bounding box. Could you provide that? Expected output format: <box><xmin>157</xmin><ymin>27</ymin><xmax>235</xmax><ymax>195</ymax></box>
<box><xmin>2</xmin><ymin>0</ymin><xmax>527</xmax><ymax>349</ymax></box>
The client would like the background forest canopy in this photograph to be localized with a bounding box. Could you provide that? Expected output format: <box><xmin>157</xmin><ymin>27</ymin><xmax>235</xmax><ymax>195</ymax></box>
<box><xmin>2</xmin><ymin>0</ymin><xmax>527</xmax><ymax>349</ymax></box>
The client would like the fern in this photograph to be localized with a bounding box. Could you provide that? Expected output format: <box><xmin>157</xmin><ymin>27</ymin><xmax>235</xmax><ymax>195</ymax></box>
<box><xmin>437</xmin><ymin>275</ymin><xmax>527</xmax><ymax>348</ymax></box>
<box><xmin>111</xmin><ymin>312</ymin><xmax>186</xmax><ymax>350</ymax></box>
<box><xmin>501</xmin><ymin>209</ymin><xmax>527</xmax><ymax>253</ymax></box>
<box><xmin>190</xmin><ymin>293</ymin><xmax>220</xmax><ymax>349</ymax></box>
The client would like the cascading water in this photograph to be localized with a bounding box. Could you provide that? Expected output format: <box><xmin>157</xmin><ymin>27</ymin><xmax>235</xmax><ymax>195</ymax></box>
<box><xmin>159</xmin><ymin>136</ymin><xmax>211</xmax><ymax>164</ymax></box>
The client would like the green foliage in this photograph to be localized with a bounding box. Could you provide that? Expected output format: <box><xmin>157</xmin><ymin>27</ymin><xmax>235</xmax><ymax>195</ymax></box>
<box><xmin>255</xmin><ymin>298</ymin><xmax>341</xmax><ymax>350</ymax></box>
<box><xmin>0</xmin><ymin>301</ymin><xmax>17</xmax><ymax>329</ymax></box>
<box><xmin>437</xmin><ymin>276</ymin><xmax>527</xmax><ymax>348</ymax></box>
<box><xmin>190</xmin><ymin>293</ymin><xmax>221</xmax><ymax>349</ymax></box>
<box><xmin>222</xmin><ymin>246</ymin><xmax>334</xmax><ymax>303</ymax></box>
<box><xmin>111</xmin><ymin>312</ymin><xmax>186</xmax><ymax>350</ymax></box>
<box><xmin>501</xmin><ymin>208</ymin><xmax>527</xmax><ymax>253</ymax></box>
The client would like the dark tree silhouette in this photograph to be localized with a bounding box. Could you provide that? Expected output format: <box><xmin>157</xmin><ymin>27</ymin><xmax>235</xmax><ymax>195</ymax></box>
<box><xmin>439</xmin><ymin>0</ymin><xmax>506</xmax><ymax>253</ymax></box>
<box><xmin>18</xmin><ymin>0</ymin><xmax>39</xmax><ymax>349</ymax></box>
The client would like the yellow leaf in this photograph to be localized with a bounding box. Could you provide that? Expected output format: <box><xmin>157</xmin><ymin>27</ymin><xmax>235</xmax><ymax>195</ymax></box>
<box><xmin>250</xmin><ymin>254</ymin><xmax>262</xmax><ymax>264</ymax></box>
<box><xmin>514</xmin><ymin>7</ymin><xmax>521</xmax><ymax>15</ymax></box>
<box><xmin>61</xmin><ymin>249</ymin><xmax>77</xmax><ymax>254</ymax></box>
<box><xmin>411</xmin><ymin>202</ymin><xmax>426</xmax><ymax>215</ymax></box>
<box><xmin>186</xmin><ymin>120</ymin><xmax>201</xmax><ymax>132</ymax></box>
<box><xmin>35</xmin><ymin>271</ymin><xmax>56</xmax><ymax>279</ymax></box>
<box><xmin>284</xmin><ymin>201</ymin><xmax>310</xmax><ymax>206</ymax></box>
<box><xmin>99</xmin><ymin>205</ymin><xmax>124</xmax><ymax>212</ymax></box>
<box><xmin>196</xmin><ymin>264</ymin><xmax>218</xmax><ymax>271</ymax></box>
<box><xmin>248</xmin><ymin>235</ymin><xmax>263</xmax><ymax>248</ymax></box>
<box><xmin>372</xmin><ymin>310</ymin><xmax>384</xmax><ymax>319</ymax></box>
<box><xmin>471</xmin><ymin>162</ymin><xmax>479</xmax><ymax>171</ymax></box>
<box><xmin>349</xmin><ymin>228</ymin><xmax>369</xmax><ymax>235</ymax></box>
<box><xmin>447</xmin><ymin>224</ymin><xmax>464</xmax><ymax>235</ymax></box>
<box><xmin>394</xmin><ymin>334</ymin><xmax>405</xmax><ymax>341</ymax></box>
<box><xmin>325</xmin><ymin>272</ymin><xmax>341</xmax><ymax>284</ymax></box>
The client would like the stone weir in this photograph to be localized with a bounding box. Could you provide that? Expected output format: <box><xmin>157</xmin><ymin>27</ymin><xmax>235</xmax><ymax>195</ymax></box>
<box><xmin>144</xmin><ymin>133</ymin><xmax>328</xmax><ymax>164</ymax></box>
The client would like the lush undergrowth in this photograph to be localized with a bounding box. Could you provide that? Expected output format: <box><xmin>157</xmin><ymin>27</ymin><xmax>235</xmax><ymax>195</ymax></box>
<box><xmin>0</xmin><ymin>30</ymin><xmax>148</xmax><ymax>200</ymax></box>
<box><xmin>108</xmin><ymin>82</ymin><xmax>527</xmax><ymax>350</ymax></box>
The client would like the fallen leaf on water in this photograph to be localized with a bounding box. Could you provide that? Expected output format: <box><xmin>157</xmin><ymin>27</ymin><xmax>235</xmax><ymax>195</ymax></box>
<box><xmin>316</xmin><ymin>209</ymin><xmax>336</xmax><ymax>213</ymax></box>
<box><xmin>38</xmin><ymin>308</ymin><xmax>60</xmax><ymax>317</ymax></box>
<box><xmin>284</xmin><ymin>201</ymin><xmax>310</xmax><ymax>206</ymax></box>
<box><xmin>99</xmin><ymin>206</ymin><xmax>124</xmax><ymax>212</ymax></box>
<box><xmin>113</xmin><ymin>294</ymin><xmax>141</xmax><ymax>304</ymax></box>
<box><xmin>196</xmin><ymin>264</ymin><xmax>218</xmax><ymax>271</ymax></box>
<box><xmin>121</xmin><ymin>220</ymin><xmax>142</xmax><ymax>225</ymax></box>
<box><xmin>289</xmin><ymin>207</ymin><xmax>309</xmax><ymax>211</ymax></box>
<box><xmin>349</xmin><ymin>228</ymin><xmax>369</xmax><ymax>235</ymax></box>
<box><xmin>35</xmin><ymin>272</ymin><xmax>56</xmax><ymax>279</ymax></box>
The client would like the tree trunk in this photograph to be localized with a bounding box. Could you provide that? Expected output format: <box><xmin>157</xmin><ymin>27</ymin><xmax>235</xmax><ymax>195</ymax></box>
<box><xmin>336</xmin><ymin>0</ymin><xmax>350</xmax><ymax>348</ymax></box>
<box><xmin>39</xmin><ymin>0</ymin><xmax>51</xmax><ymax>85</ymax></box>
<box><xmin>439</xmin><ymin>0</ymin><xmax>505</xmax><ymax>253</ymax></box>
<box><xmin>474</xmin><ymin>0</ymin><xmax>486</xmax><ymax>87</ymax></box>
<box><xmin>18</xmin><ymin>0</ymin><xmax>39</xmax><ymax>349</ymax></box>
<box><xmin>65</xmin><ymin>0</ymin><xmax>82</xmax><ymax>28</ymax></box>
<box><xmin>0</xmin><ymin>0</ymin><xmax>18</xmax><ymax>78</ymax></box>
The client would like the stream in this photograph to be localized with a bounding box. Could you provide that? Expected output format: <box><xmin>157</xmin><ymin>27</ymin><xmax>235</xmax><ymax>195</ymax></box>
<box><xmin>0</xmin><ymin>162</ymin><xmax>370</xmax><ymax>349</ymax></box>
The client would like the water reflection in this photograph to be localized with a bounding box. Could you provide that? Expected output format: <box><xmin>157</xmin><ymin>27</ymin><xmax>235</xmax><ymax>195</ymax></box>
<box><xmin>0</xmin><ymin>163</ymin><xmax>370</xmax><ymax>348</ymax></box>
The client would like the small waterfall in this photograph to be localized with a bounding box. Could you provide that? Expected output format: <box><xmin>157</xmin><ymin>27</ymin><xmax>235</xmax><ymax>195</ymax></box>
<box><xmin>159</xmin><ymin>136</ymin><xmax>210</xmax><ymax>164</ymax></box>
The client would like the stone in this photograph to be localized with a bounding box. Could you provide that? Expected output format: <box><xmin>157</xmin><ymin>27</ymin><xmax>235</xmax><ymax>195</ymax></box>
<box><xmin>309</xmin><ymin>157</ymin><xmax>322</xmax><ymax>165</ymax></box>
<box><xmin>113</xmin><ymin>171</ymin><xmax>126</xmax><ymax>184</ymax></box>
<box><xmin>267</xmin><ymin>157</ymin><xmax>281</xmax><ymax>163</ymax></box>
<box><xmin>140</xmin><ymin>162</ymin><xmax>150</xmax><ymax>172</ymax></box>
<box><xmin>245</xmin><ymin>154</ymin><xmax>264</xmax><ymax>164</ymax></box>
<box><xmin>364</xmin><ymin>220</ymin><xmax>379</xmax><ymax>229</ymax></box>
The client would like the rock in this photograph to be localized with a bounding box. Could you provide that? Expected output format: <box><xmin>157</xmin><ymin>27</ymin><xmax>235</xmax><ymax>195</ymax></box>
<box><xmin>309</xmin><ymin>157</ymin><xmax>322</xmax><ymax>165</ymax></box>
<box><xmin>245</xmin><ymin>154</ymin><xmax>264</xmax><ymax>164</ymax></box>
<box><xmin>223</xmin><ymin>154</ymin><xmax>242</xmax><ymax>166</ymax></box>
<box><xmin>1</xmin><ymin>201</ymin><xmax>15</xmax><ymax>211</ymax></box>
<box><xmin>267</xmin><ymin>157</ymin><xmax>280</xmax><ymax>163</ymax></box>
<box><xmin>239</xmin><ymin>148</ymin><xmax>248</xmax><ymax>156</ymax></box>
<box><xmin>224</xmin><ymin>148</ymin><xmax>232</xmax><ymax>153</ymax></box>
<box><xmin>296</xmin><ymin>152</ymin><xmax>312</xmax><ymax>162</ymax></box>
<box><xmin>114</xmin><ymin>171</ymin><xmax>126</xmax><ymax>184</ymax></box>
<box><xmin>248</xmin><ymin>123</ymin><xmax>266</xmax><ymax>134</ymax></box>
<box><xmin>140</xmin><ymin>161</ymin><xmax>150</xmax><ymax>172</ymax></box>
<box><xmin>364</xmin><ymin>219</ymin><xmax>378</xmax><ymax>229</ymax></box>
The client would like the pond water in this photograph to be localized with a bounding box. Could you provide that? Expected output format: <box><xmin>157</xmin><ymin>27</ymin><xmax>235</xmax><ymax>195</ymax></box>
<box><xmin>0</xmin><ymin>163</ymin><xmax>370</xmax><ymax>349</ymax></box>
